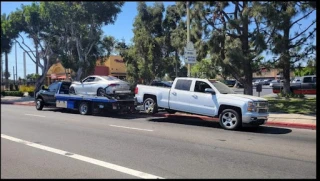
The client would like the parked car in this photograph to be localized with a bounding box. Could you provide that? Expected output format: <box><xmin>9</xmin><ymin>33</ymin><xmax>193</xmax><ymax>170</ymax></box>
<box><xmin>135</xmin><ymin>77</ymin><xmax>269</xmax><ymax>130</ymax></box>
<box><xmin>151</xmin><ymin>80</ymin><xmax>172</xmax><ymax>88</ymax></box>
<box><xmin>291</xmin><ymin>77</ymin><xmax>301</xmax><ymax>83</ymax></box>
<box><xmin>272</xmin><ymin>75</ymin><xmax>316</xmax><ymax>94</ymax></box>
<box><xmin>224</xmin><ymin>79</ymin><xmax>236</xmax><ymax>87</ymax></box>
<box><xmin>269</xmin><ymin>79</ymin><xmax>282</xmax><ymax>87</ymax></box>
<box><xmin>263</xmin><ymin>79</ymin><xmax>273</xmax><ymax>85</ymax></box>
<box><xmin>253</xmin><ymin>79</ymin><xmax>264</xmax><ymax>86</ymax></box>
<box><xmin>69</xmin><ymin>75</ymin><xmax>132</xmax><ymax>97</ymax></box>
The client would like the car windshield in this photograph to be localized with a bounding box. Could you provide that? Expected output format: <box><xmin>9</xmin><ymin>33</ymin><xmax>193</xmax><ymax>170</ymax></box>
<box><xmin>209</xmin><ymin>80</ymin><xmax>235</xmax><ymax>94</ymax></box>
<box><xmin>100</xmin><ymin>76</ymin><xmax>120</xmax><ymax>81</ymax></box>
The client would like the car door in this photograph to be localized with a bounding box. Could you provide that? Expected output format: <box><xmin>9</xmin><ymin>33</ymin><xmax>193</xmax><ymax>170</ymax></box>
<box><xmin>190</xmin><ymin>80</ymin><xmax>218</xmax><ymax>117</ymax></box>
<box><xmin>81</xmin><ymin>76</ymin><xmax>96</xmax><ymax>95</ymax></box>
<box><xmin>45</xmin><ymin>82</ymin><xmax>59</xmax><ymax>105</ymax></box>
<box><xmin>169</xmin><ymin>79</ymin><xmax>194</xmax><ymax>113</ymax></box>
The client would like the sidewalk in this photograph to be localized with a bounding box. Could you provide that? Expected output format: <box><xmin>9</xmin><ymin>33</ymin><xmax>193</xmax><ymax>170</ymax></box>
<box><xmin>1</xmin><ymin>96</ymin><xmax>316</xmax><ymax>130</ymax></box>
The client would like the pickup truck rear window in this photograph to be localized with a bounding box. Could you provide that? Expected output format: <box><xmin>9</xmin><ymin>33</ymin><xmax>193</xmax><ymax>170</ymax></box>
<box><xmin>175</xmin><ymin>79</ymin><xmax>192</xmax><ymax>91</ymax></box>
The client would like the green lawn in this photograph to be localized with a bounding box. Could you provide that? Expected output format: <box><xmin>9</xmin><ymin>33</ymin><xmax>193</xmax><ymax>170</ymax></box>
<box><xmin>265</xmin><ymin>97</ymin><xmax>316</xmax><ymax>114</ymax></box>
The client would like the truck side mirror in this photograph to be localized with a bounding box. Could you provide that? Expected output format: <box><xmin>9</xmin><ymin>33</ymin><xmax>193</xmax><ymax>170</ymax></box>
<box><xmin>205</xmin><ymin>88</ymin><xmax>216</xmax><ymax>95</ymax></box>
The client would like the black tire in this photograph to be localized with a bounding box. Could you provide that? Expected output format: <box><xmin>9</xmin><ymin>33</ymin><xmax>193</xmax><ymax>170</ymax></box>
<box><xmin>219</xmin><ymin>109</ymin><xmax>241</xmax><ymax>130</ymax></box>
<box><xmin>78</xmin><ymin>102</ymin><xmax>92</xmax><ymax>115</ymax></box>
<box><xmin>69</xmin><ymin>87</ymin><xmax>75</xmax><ymax>94</ymax></box>
<box><xmin>36</xmin><ymin>98</ymin><xmax>44</xmax><ymax>110</ymax></box>
<box><xmin>97</xmin><ymin>88</ymin><xmax>106</xmax><ymax>97</ymax></box>
<box><xmin>166</xmin><ymin>109</ymin><xmax>176</xmax><ymax>114</ymax></box>
<box><xmin>143</xmin><ymin>97</ymin><xmax>158</xmax><ymax>114</ymax></box>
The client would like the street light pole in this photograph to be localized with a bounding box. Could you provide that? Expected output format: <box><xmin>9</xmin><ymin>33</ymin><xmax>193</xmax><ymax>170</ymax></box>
<box><xmin>15</xmin><ymin>42</ymin><xmax>18</xmax><ymax>84</ymax></box>
<box><xmin>187</xmin><ymin>1</ymin><xmax>191</xmax><ymax>77</ymax></box>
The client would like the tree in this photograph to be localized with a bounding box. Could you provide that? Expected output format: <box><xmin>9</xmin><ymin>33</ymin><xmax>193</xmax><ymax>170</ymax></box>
<box><xmin>191</xmin><ymin>58</ymin><xmax>217</xmax><ymax>78</ymax></box>
<box><xmin>1</xmin><ymin>13</ymin><xmax>18</xmax><ymax>87</ymax></box>
<box><xmin>41</xmin><ymin>2</ymin><xmax>125</xmax><ymax>80</ymax></box>
<box><xmin>264</xmin><ymin>1</ymin><xmax>316</xmax><ymax>95</ymax></box>
<box><xmin>175</xmin><ymin>2</ymin><xmax>269</xmax><ymax>95</ymax></box>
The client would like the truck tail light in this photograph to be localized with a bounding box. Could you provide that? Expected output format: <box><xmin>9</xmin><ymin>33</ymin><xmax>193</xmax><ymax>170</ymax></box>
<box><xmin>134</xmin><ymin>87</ymin><xmax>138</xmax><ymax>94</ymax></box>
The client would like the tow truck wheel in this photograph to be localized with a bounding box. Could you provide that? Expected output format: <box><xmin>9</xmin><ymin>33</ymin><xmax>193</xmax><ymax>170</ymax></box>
<box><xmin>36</xmin><ymin>98</ymin><xmax>44</xmax><ymax>110</ymax></box>
<box><xmin>219</xmin><ymin>109</ymin><xmax>241</xmax><ymax>130</ymax></box>
<box><xmin>79</xmin><ymin>102</ymin><xmax>91</xmax><ymax>115</ymax></box>
<box><xmin>143</xmin><ymin>97</ymin><xmax>158</xmax><ymax>114</ymax></box>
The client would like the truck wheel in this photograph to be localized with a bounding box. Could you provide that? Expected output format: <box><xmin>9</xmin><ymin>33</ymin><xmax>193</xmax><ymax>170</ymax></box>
<box><xmin>219</xmin><ymin>109</ymin><xmax>241</xmax><ymax>130</ymax></box>
<box><xmin>36</xmin><ymin>98</ymin><xmax>44</xmax><ymax>110</ymax></box>
<box><xmin>143</xmin><ymin>97</ymin><xmax>158</xmax><ymax>114</ymax></box>
<box><xmin>79</xmin><ymin>102</ymin><xmax>91</xmax><ymax>115</ymax></box>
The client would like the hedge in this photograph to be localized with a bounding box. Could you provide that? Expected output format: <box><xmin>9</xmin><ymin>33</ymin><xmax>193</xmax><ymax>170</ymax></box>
<box><xmin>1</xmin><ymin>91</ymin><xmax>24</xmax><ymax>97</ymax></box>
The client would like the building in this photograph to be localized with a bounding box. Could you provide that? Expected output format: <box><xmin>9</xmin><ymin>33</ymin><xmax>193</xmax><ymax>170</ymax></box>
<box><xmin>45</xmin><ymin>55</ymin><xmax>127</xmax><ymax>85</ymax></box>
<box><xmin>252</xmin><ymin>67</ymin><xmax>294</xmax><ymax>80</ymax></box>
<box><xmin>46</xmin><ymin>61</ymin><xmax>72</xmax><ymax>85</ymax></box>
<box><xmin>95</xmin><ymin>55</ymin><xmax>127</xmax><ymax>80</ymax></box>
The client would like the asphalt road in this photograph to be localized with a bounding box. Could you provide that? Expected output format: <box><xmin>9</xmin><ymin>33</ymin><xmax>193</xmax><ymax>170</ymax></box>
<box><xmin>1</xmin><ymin>105</ymin><xmax>316</xmax><ymax>179</ymax></box>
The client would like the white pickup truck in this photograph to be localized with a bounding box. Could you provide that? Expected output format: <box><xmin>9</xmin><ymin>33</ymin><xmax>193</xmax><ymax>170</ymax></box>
<box><xmin>135</xmin><ymin>77</ymin><xmax>269</xmax><ymax>130</ymax></box>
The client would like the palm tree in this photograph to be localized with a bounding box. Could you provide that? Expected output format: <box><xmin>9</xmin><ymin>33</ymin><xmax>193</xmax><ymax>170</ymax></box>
<box><xmin>1</xmin><ymin>13</ymin><xmax>14</xmax><ymax>88</ymax></box>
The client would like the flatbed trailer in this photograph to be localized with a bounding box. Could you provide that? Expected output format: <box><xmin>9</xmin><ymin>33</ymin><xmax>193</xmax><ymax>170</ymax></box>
<box><xmin>35</xmin><ymin>81</ymin><xmax>136</xmax><ymax>115</ymax></box>
<box><xmin>55</xmin><ymin>94</ymin><xmax>136</xmax><ymax>115</ymax></box>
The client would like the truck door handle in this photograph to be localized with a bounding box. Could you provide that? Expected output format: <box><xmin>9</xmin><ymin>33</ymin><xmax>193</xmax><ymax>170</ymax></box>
<box><xmin>172</xmin><ymin>92</ymin><xmax>177</xmax><ymax>96</ymax></box>
<box><xmin>192</xmin><ymin>95</ymin><xmax>198</xmax><ymax>98</ymax></box>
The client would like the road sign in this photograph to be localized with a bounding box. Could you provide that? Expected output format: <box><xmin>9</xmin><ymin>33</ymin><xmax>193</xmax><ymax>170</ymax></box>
<box><xmin>184</xmin><ymin>42</ymin><xmax>197</xmax><ymax>64</ymax></box>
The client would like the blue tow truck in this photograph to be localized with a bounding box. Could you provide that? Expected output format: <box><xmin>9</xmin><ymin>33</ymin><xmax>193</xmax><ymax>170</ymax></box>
<box><xmin>35</xmin><ymin>81</ymin><xmax>136</xmax><ymax>115</ymax></box>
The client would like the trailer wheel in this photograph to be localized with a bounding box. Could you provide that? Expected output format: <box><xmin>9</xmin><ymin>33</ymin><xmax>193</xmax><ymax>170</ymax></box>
<box><xmin>97</xmin><ymin>88</ymin><xmax>106</xmax><ymax>97</ymax></box>
<box><xmin>36</xmin><ymin>98</ymin><xmax>44</xmax><ymax>110</ymax></box>
<box><xmin>79</xmin><ymin>102</ymin><xmax>91</xmax><ymax>115</ymax></box>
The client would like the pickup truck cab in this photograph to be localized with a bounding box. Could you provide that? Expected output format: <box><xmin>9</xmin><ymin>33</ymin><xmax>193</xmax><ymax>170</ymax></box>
<box><xmin>135</xmin><ymin>77</ymin><xmax>269</xmax><ymax>130</ymax></box>
<box><xmin>272</xmin><ymin>75</ymin><xmax>316</xmax><ymax>94</ymax></box>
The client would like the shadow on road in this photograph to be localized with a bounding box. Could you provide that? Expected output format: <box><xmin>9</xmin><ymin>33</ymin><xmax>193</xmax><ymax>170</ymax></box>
<box><xmin>148</xmin><ymin>117</ymin><xmax>292</xmax><ymax>134</ymax></box>
<box><xmin>41</xmin><ymin>108</ymin><xmax>154</xmax><ymax>119</ymax></box>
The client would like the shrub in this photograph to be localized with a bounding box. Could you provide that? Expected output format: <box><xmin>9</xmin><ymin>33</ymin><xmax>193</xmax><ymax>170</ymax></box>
<box><xmin>1</xmin><ymin>91</ymin><xmax>5</xmax><ymax>96</ymax></box>
<box><xmin>19</xmin><ymin>85</ymin><xmax>35</xmax><ymax>93</ymax></box>
<box><xmin>3</xmin><ymin>91</ymin><xmax>24</xmax><ymax>97</ymax></box>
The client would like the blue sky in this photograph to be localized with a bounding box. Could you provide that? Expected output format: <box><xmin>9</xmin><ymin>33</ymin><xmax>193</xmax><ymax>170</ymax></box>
<box><xmin>1</xmin><ymin>1</ymin><xmax>316</xmax><ymax>79</ymax></box>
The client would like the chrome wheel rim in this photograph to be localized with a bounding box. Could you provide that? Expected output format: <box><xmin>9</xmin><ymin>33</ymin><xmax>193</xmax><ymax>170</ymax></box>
<box><xmin>221</xmin><ymin>112</ymin><xmax>237</xmax><ymax>129</ymax></box>
<box><xmin>36</xmin><ymin>100</ymin><xmax>41</xmax><ymax>109</ymax></box>
<box><xmin>144</xmin><ymin>99</ymin><xmax>154</xmax><ymax>112</ymax></box>
<box><xmin>80</xmin><ymin>104</ymin><xmax>88</xmax><ymax>114</ymax></box>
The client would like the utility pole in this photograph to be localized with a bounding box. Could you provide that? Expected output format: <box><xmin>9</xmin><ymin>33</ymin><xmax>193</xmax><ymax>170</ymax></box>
<box><xmin>187</xmin><ymin>1</ymin><xmax>190</xmax><ymax>77</ymax></box>
<box><xmin>23</xmin><ymin>52</ymin><xmax>27</xmax><ymax>79</ymax></box>
<box><xmin>15</xmin><ymin>42</ymin><xmax>18</xmax><ymax>84</ymax></box>
<box><xmin>13</xmin><ymin>66</ymin><xmax>15</xmax><ymax>85</ymax></box>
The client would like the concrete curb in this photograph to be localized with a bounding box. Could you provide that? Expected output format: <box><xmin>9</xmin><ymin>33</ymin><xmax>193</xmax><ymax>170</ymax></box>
<box><xmin>1</xmin><ymin>101</ymin><xmax>35</xmax><ymax>106</ymax></box>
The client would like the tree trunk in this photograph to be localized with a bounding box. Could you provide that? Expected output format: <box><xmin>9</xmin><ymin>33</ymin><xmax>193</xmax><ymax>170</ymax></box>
<box><xmin>5</xmin><ymin>52</ymin><xmax>9</xmax><ymax>88</ymax></box>
<box><xmin>35</xmin><ymin>44</ymin><xmax>39</xmax><ymax>75</ymax></box>
<box><xmin>34</xmin><ymin>56</ymin><xmax>52</xmax><ymax>97</ymax></box>
<box><xmin>76</xmin><ymin>67</ymin><xmax>83</xmax><ymax>81</ymax></box>
<box><xmin>241</xmin><ymin>1</ymin><xmax>253</xmax><ymax>95</ymax></box>
<box><xmin>281</xmin><ymin>19</ymin><xmax>292</xmax><ymax>96</ymax></box>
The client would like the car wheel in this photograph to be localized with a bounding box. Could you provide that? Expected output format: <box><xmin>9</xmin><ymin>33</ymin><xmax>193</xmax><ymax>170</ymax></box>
<box><xmin>219</xmin><ymin>109</ymin><xmax>241</xmax><ymax>130</ymax></box>
<box><xmin>143</xmin><ymin>97</ymin><xmax>158</xmax><ymax>114</ymax></box>
<box><xmin>79</xmin><ymin>102</ymin><xmax>91</xmax><ymax>115</ymax></box>
<box><xmin>36</xmin><ymin>98</ymin><xmax>44</xmax><ymax>110</ymax></box>
<box><xmin>97</xmin><ymin>88</ymin><xmax>106</xmax><ymax>97</ymax></box>
<box><xmin>69</xmin><ymin>87</ymin><xmax>75</xmax><ymax>94</ymax></box>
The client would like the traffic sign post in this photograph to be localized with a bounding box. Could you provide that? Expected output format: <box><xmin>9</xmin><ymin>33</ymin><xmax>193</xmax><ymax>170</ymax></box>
<box><xmin>184</xmin><ymin>42</ymin><xmax>197</xmax><ymax>64</ymax></box>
